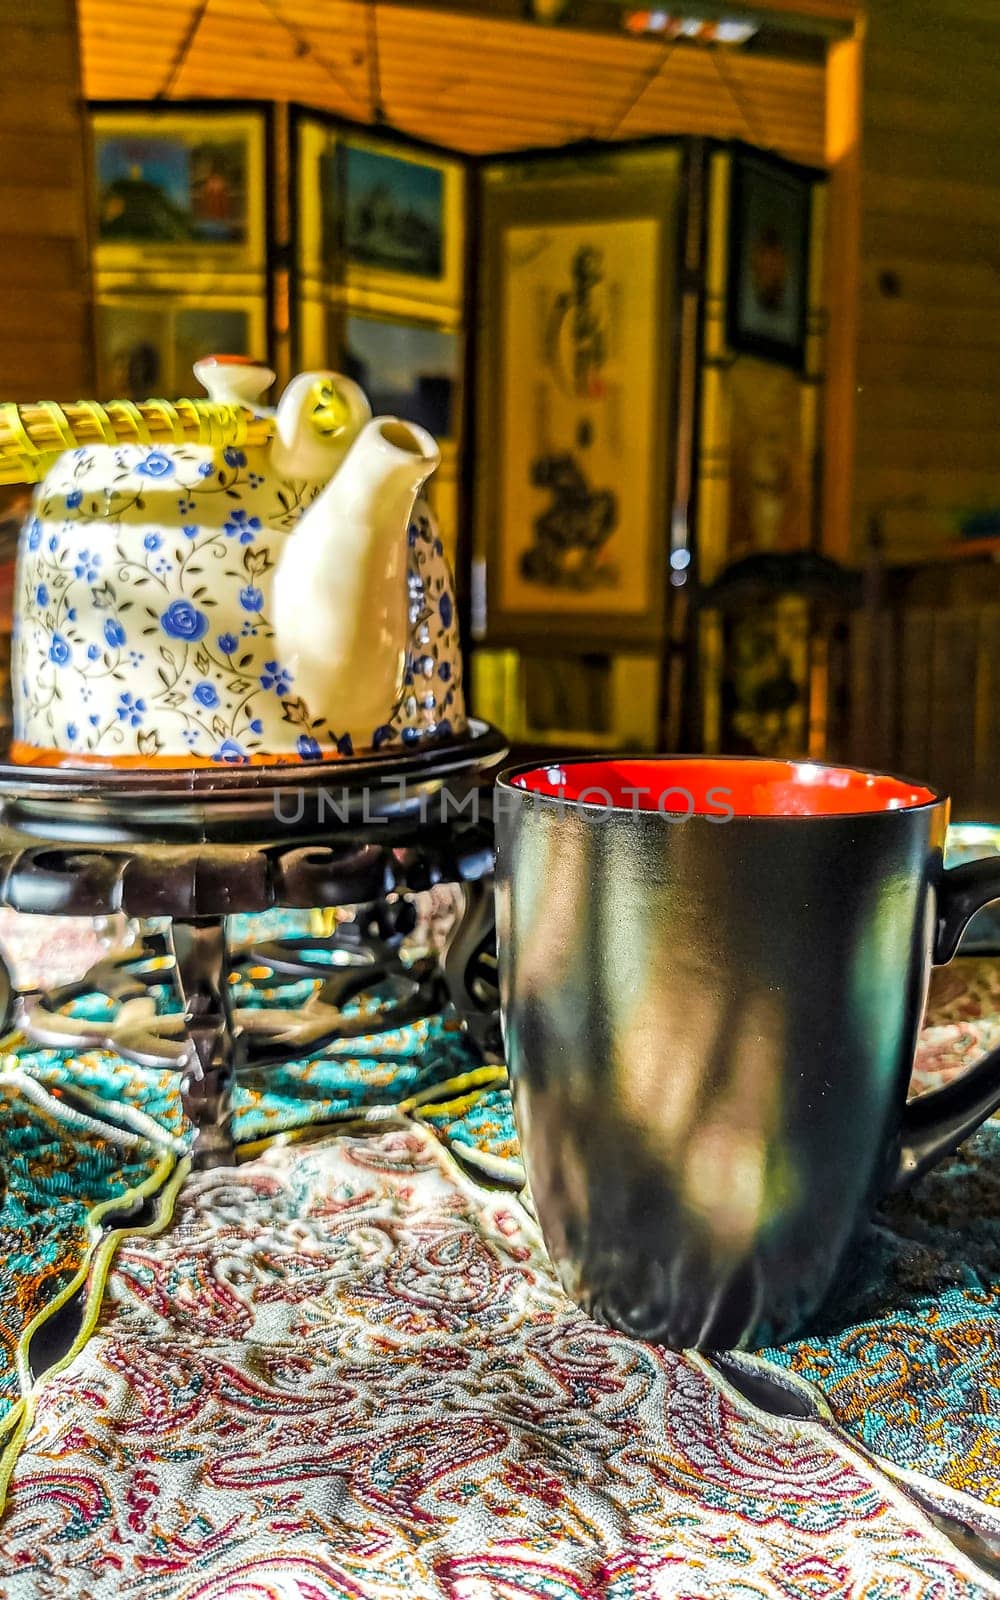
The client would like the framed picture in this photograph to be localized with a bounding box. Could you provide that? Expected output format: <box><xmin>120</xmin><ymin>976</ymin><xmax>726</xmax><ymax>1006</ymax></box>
<box><xmin>326</xmin><ymin>310</ymin><xmax>460</xmax><ymax>441</ymax></box>
<box><xmin>91</xmin><ymin>107</ymin><xmax>267</xmax><ymax>274</ymax></box>
<box><xmin>726</xmin><ymin>145</ymin><xmax>816</xmax><ymax>370</ymax></box>
<box><xmin>335</xmin><ymin>145</ymin><xmax>444</xmax><ymax>279</ymax></box>
<box><xmin>476</xmin><ymin>145</ymin><xmax>681</xmax><ymax>645</ymax></box>
<box><xmin>97</xmin><ymin>299</ymin><xmax>266</xmax><ymax>400</ymax></box>
<box><xmin>296</xmin><ymin>114</ymin><xmax>464</xmax><ymax>319</ymax></box>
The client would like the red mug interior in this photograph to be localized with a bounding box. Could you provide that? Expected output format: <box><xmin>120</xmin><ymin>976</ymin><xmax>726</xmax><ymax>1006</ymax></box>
<box><xmin>508</xmin><ymin>757</ymin><xmax>939</xmax><ymax>819</ymax></box>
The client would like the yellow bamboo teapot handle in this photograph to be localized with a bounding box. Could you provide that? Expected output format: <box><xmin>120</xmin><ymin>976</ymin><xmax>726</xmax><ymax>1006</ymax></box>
<box><xmin>0</xmin><ymin>394</ymin><xmax>278</xmax><ymax>486</ymax></box>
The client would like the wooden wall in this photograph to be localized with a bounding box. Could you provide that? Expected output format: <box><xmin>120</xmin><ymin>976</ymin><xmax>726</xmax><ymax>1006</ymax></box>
<box><xmin>847</xmin><ymin>554</ymin><xmax>1000</xmax><ymax>819</ymax></box>
<box><xmin>0</xmin><ymin>0</ymin><xmax>93</xmax><ymax>401</ymax></box>
<box><xmin>855</xmin><ymin>0</ymin><xmax>1000</xmax><ymax>562</ymax></box>
<box><xmin>843</xmin><ymin>0</ymin><xmax>1000</xmax><ymax>812</ymax></box>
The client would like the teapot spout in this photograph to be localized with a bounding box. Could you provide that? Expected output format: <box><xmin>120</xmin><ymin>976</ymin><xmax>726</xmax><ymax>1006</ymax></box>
<box><xmin>272</xmin><ymin>417</ymin><xmax>440</xmax><ymax>748</ymax></box>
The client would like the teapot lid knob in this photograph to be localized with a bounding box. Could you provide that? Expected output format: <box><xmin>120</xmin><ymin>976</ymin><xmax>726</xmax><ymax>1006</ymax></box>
<box><xmin>193</xmin><ymin>354</ymin><xmax>276</xmax><ymax>409</ymax></box>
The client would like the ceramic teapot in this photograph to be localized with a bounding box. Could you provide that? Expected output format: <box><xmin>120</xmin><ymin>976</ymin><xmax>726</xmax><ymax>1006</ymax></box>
<box><xmin>10</xmin><ymin>357</ymin><xmax>464</xmax><ymax>765</ymax></box>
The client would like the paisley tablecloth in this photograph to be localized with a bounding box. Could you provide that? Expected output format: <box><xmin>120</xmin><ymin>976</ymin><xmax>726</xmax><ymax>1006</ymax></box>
<box><xmin>0</xmin><ymin>916</ymin><xmax>998</xmax><ymax>1599</ymax></box>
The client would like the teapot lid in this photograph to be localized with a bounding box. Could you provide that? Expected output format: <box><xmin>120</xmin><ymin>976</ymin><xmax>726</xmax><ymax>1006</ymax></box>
<box><xmin>193</xmin><ymin>354</ymin><xmax>276</xmax><ymax>410</ymax></box>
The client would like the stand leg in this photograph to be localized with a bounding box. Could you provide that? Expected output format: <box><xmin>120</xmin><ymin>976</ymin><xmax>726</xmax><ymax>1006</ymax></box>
<box><xmin>442</xmin><ymin>877</ymin><xmax>501</xmax><ymax>1060</ymax></box>
<box><xmin>0</xmin><ymin>945</ymin><xmax>14</xmax><ymax>1037</ymax></box>
<box><xmin>169</xmin><ymin>916</ymin><xmax>239</xmax><ymax>1169</ymax></box>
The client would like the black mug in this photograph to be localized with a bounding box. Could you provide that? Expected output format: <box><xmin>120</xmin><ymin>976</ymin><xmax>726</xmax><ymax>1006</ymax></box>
<box><xmin>494</xmin><ymin>756</ymin><xmax>1000</xmax><ymax>1349</ymax></box>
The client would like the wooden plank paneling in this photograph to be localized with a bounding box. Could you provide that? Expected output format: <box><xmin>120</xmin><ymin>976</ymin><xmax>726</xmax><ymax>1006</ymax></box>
<box><xmin>863</xmin><ymin>211</ymin><xmax>1000</xmax><ymax>265</ymax></box>
<box><xmin>2</xmin><ymin>25</ymin><xmax>78</xmax><ymax>81</ymax></box>
<box><xmin>78</xmin><ymin>0</ymin><xmax>826</xmax><ymax>164</ymax></box>
<box><xmin>0</xmin><ymin>292</ymin><xmax>87</xmax><ymax>338</ymax></box>
<box><xmin>898</xmin><ymin>611</ymin><xmax>933</xmax><ymax>780</ymax></box>
<box><xmin>2</xmin><ymin>186</ymin><xmax>87</xmax><ymax>240</ymax></box>
<box><xmin>853</xmin><ymin>464</ymin><xmax>1000</xmax><ymax>506</ymax></box>
<box><xmin>871</xmin><ymin>560</ymin><xmax>1000</xmax><ymax>817</ymax></box>
<box><xmin>0</xmin><ymin>82</ymin><xmax>82</xmax><ymax>134</ymax></box>
<box><xmin>864</xmin><ymin>129</ymin><xmax>1000</xmax><ymax>189</ymax></box>
<box><xmin>80</xmin><ymin>0</ymin><xmax>204</xmax><ymax>98</ymax></box>
<box><xmin>7</xmin><ymin>0</ymin><xmax>87</xmax><ymax>19</ymax></box>
<box><xmin>858</xmin><ymin>302</ymin><xmax>1000</xmax><ymax>351</ymax></box>
<box><xmin>865</xmin><ymin>37</ymin><xmax>1000</xmax><ymax>102</ymax></box>
<box><xmin>928</xmin><ymin>612</ymin><xmax>980</xmax><ymax>803</ymax></box>
<box><xmin>865</xmin><ymin>89</ymin><xmax>1000</xmax><ymax>144</ymax></box>
<box><xmin>1</xmin><ymin>239</ymin><xmax>84</xmax><ymax>293</ymax></box>
<box><xmin>855</xmin><ymin>0</ymin><xmax>1000</xmax><ymax>561</ymax></box>
<box><xmin>977</xmin><ymin>609</ymin><xmax>1000</xmax><ymax>811</ymax></box>
<box><xmin>0</xmin><ymin>344</ymin><xmax>93</xmax><ymax>399</ymax></box>
<box><xmin>858</xmin><ymin>341</ymin><xmax>1000</xmax><ymax>389</ymax></box>
<box><xmin>861</xmin><ymin>258</ymin><xmax>1000</xmax><ymax>311</ymax></box>
<box><xmin>855</xmin><ymin>429</ymin><xmax>1000</xmax><ymax>471</ymax></box>
<box><xmin>0</xmin><ymin>135</ymin><xmax>89</xmax><ymax>192</ymax></box>
<box><xmin>0</xmin><ymin>3</ymin><xmax>92</xmax><ymax>403</ymax></box>
<box><xmin>856</xmin><ymin>383</ymin><xmax>1000</xmax><ymax>430</ymax></box>
<box><xmin>890</xmin><ymin>0</ymin><xmax>1000</xmax><ymax>23</ymax></box>
<box><xmin>863</xmin><ymin>173</ymin><xmax>1000</xmax><ymax>231</ymax></box>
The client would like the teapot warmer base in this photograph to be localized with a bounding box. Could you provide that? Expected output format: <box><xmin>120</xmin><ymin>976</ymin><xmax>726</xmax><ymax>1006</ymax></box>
<box><xmin>0</xmin><ymin>722</ymin><xmax>506</xmax><ymax>1168</ymax></box>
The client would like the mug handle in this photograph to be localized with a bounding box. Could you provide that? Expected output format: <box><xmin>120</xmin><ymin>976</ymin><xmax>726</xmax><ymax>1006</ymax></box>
<box><xmin>889</xmin><ymin>857</ymin><xmax>1000</xmax><ymax>1193</ymax></box>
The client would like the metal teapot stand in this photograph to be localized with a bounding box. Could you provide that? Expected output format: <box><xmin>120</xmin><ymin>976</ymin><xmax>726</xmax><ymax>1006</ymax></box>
<box><xmin>0</xmin><ymin>721</ymin><xmax>506</xmax><ymax>1167</ymax></box>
